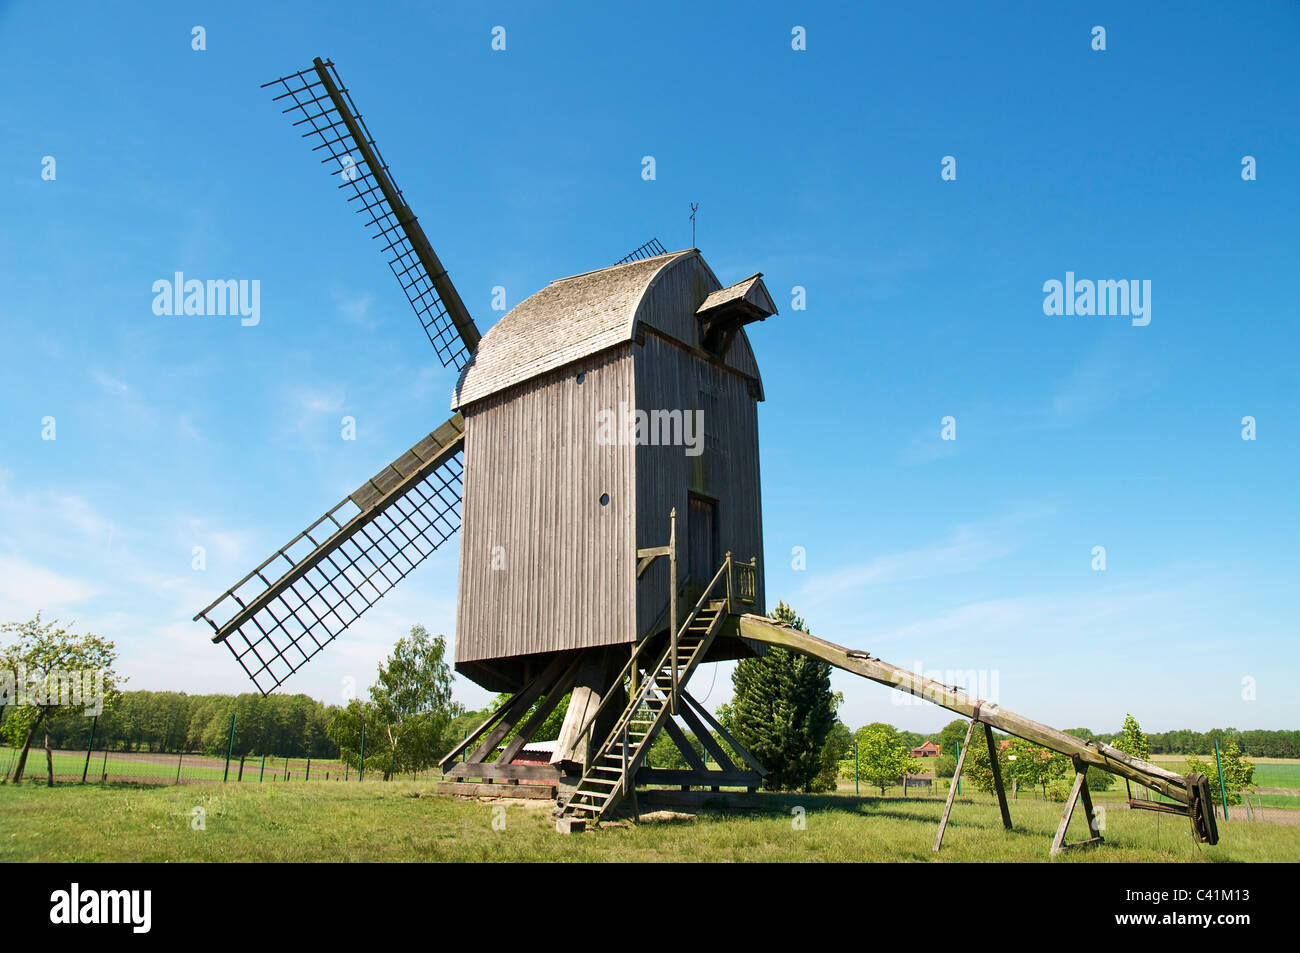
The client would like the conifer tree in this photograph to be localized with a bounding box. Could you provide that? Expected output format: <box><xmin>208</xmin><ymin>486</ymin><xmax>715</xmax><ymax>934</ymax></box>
<box><xmin>719</xmin><ymin>601</ymin><xmax>837</xmax><ymax>792</ymax></box>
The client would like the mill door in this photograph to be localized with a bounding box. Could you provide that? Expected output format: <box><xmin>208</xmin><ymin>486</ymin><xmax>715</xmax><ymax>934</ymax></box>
<box><xmin>688</xmin><ymin>494</ymin><xmax>720</xmax><ymax>585</ymax></box>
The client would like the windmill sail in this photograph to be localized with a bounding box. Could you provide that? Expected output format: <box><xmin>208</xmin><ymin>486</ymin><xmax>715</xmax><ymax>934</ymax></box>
<box><xmin>194</xmin><ymin>414</ymin><xmax>465</xmax><ymax>694</ymax></box>
<box><xmin>614</xmin><ymin>237</ymin><xmax>667</xmax><ymax>265</ymax></box>
<box><xmin>262</xmin><ymin>58</ymin><xmax>481</xmax><ymax>369</ymax></box>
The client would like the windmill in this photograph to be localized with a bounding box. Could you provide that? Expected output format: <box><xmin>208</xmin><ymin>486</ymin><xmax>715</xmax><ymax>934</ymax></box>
<box><xmin>194</xmin><ymin>57</ymin><xmax>777</xmax><ymax>820</ymax></box>
<box><xmin>197</xmin><ymin>58</ymin><xmax>1220</xmax><ymax>845</ymax></box>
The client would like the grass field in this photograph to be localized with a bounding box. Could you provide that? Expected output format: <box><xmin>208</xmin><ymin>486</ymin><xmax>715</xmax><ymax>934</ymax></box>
<box><xmin>2</xmin><ymin>780</ymin><xmax>1298</xmax><ymax>862</ymax></box>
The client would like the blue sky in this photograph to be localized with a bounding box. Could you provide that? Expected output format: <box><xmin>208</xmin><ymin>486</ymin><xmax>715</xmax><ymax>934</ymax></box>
<box><xmin>1</xmin><ymin>1</ymin><xmax>1296</xmax><ymax>734</ymax></box>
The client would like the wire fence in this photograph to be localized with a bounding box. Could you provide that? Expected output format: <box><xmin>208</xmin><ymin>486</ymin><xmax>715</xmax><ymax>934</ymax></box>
<box><xmin>0</xmin><ymin>711</ymin><xmax>466</xmax><ymax>785</ymax></box>
<box><xmin>0</xmin><ymin>745</ymin><xmax>452</xmax><ymax>785</ymax></box>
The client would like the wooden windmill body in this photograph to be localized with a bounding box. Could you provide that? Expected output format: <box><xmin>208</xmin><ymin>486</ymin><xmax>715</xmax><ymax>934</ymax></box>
<box><xmin>449</xmin><ymin>249</ymin><xmax>777</xmax><ymax>798</ymax></box>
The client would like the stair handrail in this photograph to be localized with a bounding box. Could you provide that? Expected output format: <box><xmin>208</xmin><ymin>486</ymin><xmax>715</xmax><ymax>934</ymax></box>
<box><xmin>669</xmin><ymin>556</ymin><xmax>731</xmax><ymax>710</ymax></box>
<box><xmin>726</xmin><ymin>554</ymin><xmax>759</xmax><ymax>614</ymax></box>
<box><xmin>568</xmin><ymin>507</ymin><xmax>680</xmax><ymax>752</ymax></box>
<box><xmin>582</xmin><ymin>557</ymin><xmax>733</xmax><ymax>783</ymax></box>
<box><xmin>567</xmin><ymin>634</ymin><xmax>660</xmax><ymax>765</ymax></box>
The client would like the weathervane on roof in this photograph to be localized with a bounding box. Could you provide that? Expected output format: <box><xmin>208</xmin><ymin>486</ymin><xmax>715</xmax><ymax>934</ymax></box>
<box><xmin>689</xmin><ymin>202</ymin><xmax>699</xmax><ymax>247</ymax></box>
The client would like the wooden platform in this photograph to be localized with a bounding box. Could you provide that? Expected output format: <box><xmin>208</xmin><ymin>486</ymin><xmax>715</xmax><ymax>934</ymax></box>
<box><xmin>436</xmin><ymin>780</ymin><xmax>557</xmax><ymax>800</ymax></box>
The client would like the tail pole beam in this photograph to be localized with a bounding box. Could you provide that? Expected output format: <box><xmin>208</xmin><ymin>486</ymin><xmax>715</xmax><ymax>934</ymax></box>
<box><xmin>737</xmin><ymin>614</ymin><xmax>1218</xmax><ymax>846</ymax></box>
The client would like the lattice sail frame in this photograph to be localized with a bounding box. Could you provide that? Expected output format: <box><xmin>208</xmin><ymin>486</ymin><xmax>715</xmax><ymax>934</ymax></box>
<box><xmin>262</xmin><ymin>58</ymin><xmax>480</xmax><ymax>369</ymax></box>
<box><xmin>194</xmin><ymin>416</ymin><xmax>465</xmax><ymax>694</ymax></box>
<box><xmin>206</xmin><ymin>60</ymin><xmax>673</xmax><ymax>693</ymax></box>
<box><xmin>615</xmin><ymin>237</ymin><xmax>667</xmax><ymax>265</ymax></box>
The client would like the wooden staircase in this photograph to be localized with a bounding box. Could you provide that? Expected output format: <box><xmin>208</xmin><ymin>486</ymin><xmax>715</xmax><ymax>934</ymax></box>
<box><xmin>558</xmin><ymin>598</ymin><xmax>728</xmax><ymax>821</ymax></box>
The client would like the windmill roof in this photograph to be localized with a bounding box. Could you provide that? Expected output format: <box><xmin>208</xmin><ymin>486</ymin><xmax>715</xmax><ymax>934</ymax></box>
<box><xmin>451</xmin><ymin>249</ymin><xmax>696</xmax><ymax>409</ymax></box>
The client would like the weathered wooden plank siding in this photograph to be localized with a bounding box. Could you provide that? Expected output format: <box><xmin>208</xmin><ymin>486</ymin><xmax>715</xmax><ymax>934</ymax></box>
<box><xmin>634</xmin><ymin>331</ymin><xmax>765</xmax><ymax>638</ymax></box>
<box><xmin>456</xmin><ymin>345</ymin><xmax>638</xmax><ymax>665</ymax></box>
<box><xmin>634</xmin><ymin>253</ymin><xmax>764</xmax><ymax>385</ymax></box>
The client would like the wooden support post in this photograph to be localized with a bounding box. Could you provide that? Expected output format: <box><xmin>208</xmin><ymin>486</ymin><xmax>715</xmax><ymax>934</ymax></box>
<box><xmin>676</xmin><ymin>700</ymin><xmax>736</xmax><ymax>772</ymax></box>
<box><xmin>497</xmin><ymin>656</ymin><xmax>582</xmax><ymax>764</ymax></box>
<box><xmin>466</xmin><ymin>654</ymin><xmax>570</xmax><ymax>765</ymax></box>
<box><xmin>621</xmin><ymin>722</ymin><xmax>629</xmax><ymax>801</ymax></box>
<box><xmin>1050</xmin><ymin>757</ymin><xmax>1104</xmax><ymax>857</ymax></box>
<box><xmin>668</xmin><ymin>508</ymin><xmax>677</xmax><ymax>715</ymax></box>
<box><xmin>552</xmin><ymin>652</ymin><xmax>613</xmax><ymax>770</ymax></box>
<box><xmin>1051</xmin><ymin>771</ymin><xmax>1085</xmax><ymax>857</ymax></box>
<box><xmin>662</xmin><ymin>719</ymin><xmax>708</xmax><ymax>774</ymax></box>
<box><xmin>680</xmin><ymin>690</ymin><xmax>767</xmax><ymax>778</ymax></box>
<box><xmin>933</xmin><ymin>718</ymin><xmax>975</xmax><ymax>852</ymax></box>
<box><xmin>985</xmin><ymin>723</ymin><xmax>1012</xmax><ymax>830</ymax></box>
<box><xmin>1077</xmin><ymin>757</ymin><xmax>1101</xmax><ymax>841</ymax></box>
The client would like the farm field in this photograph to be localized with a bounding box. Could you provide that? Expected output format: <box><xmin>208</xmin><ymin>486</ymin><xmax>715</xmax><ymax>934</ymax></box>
<box><xmin>0</xmin><ymin>747</ymin><xmax>350</xmax><ymax>784</ymax></box>
<box><xmin>2</xmin><ymin>780</ymin><xmax>1298</xmax><ymax>863</ymax></box>
<box><xmin>836</xmin><ymin>756</ymin><xmax>1300</xmax><ymax>817</ymax></box>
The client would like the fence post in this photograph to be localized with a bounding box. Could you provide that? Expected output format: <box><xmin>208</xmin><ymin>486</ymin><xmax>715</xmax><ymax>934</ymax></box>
<box><xmin>359</xmin><ymin>723</ymin><xmax>365</xmax><ymax>782</ymax></box>
<box><xmin>284</xmin><ymin>756</ymin><xmax>290</xmax><ymax>781</ymax></box>
<box><xmin>223</xmin><ymin>714</ymin><xmax>236</xmax><ymax>782</ymax></box>
<box><xmin>176</xmin><ymin>751</ymin><xmax>183</xmax><ymax>784</ymax></box>
<box><xmin>81</xmin><ymin>715</ymin><xmax>98</xmax><ymax>784</ymax></box>
<box><xmin>853</xmin><ymin>739</ymin><xmax>859</xmax><ymax>795</ymax></box>
<box><xmin>1214</xmin><ymin>740</ymin><xmax>1229</xmax><ymax>820</ymax></box>
<box><xmin>100</xmin><ymin>748</ymin><xmax>108</xmax><ymax>784</ymax></box>
<box><xmin>306</xmin><ymin>758</ymin><xmax>311</xmax><ymax>781</ymax></box>
<box><xmin>237</xmin><ymin>755</ymin><xmax>246</xmax><ymax>782</ymax></box>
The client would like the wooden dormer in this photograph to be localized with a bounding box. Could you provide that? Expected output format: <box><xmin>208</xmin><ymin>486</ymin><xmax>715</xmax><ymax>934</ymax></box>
<box><xmin>695</xmin><ymin>273</ymin><xmax>777</xmax><ymax>356</ymax></box>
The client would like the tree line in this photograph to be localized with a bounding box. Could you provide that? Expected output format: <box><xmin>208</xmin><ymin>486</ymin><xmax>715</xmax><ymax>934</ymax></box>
<box><xmin>5</xmin><ymin>611</ymin><xmax>1296</xmax><ymax>792</ymax></box>
<box><xmin>1050</xmin><ymin>725</ymin><xmax>1300</xmax><ymax>758</ymax></box>
<box><xmin>27</xmin><ymin>689</ymin><xmax>1291</xmax><ymax>764</ymax></box>
<box><xmin>14</xmin><ymin>690</ymin><xmax>340</xmax><ymax>759</ymax></box>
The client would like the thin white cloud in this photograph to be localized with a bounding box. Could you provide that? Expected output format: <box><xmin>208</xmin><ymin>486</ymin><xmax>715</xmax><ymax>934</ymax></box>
<box><xmin>0</xmin><ymin>554</ymin><xmax>100</xmax><ymax>619</ymax></box>
<box><xmin>897</xmin><ymin>424</ymin><xmax>961</xmax><ymax>465</ymax></box>
<box><xmin>91</xmin><ymin>370</ymin><xmax>129</xmax><ymax>395</ymax></box>
<box><xmin>333</xmin><ymin>290</ymin><xmax>377</xmax><ymax>331</ymax></box>
<box><xmin>798</xmin><ymin>508</ymin><xmax>1047</xmax><ymax>605</ymax></box>
<box><xmin>1023</xmin><ymin>337</ymin><xmax>1168</xmax><ymax>432</ymax></box>
<box><xmin>278</xmin><ymin>384</ymin><xmax>348</xmax><ymax>448</ymax></box>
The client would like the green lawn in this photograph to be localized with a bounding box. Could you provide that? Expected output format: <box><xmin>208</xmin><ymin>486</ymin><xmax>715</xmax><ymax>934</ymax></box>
<box><xmin>2</xmin><ymin>780</ymin><xmax>1296</xmax><ymax>862</ymax></box>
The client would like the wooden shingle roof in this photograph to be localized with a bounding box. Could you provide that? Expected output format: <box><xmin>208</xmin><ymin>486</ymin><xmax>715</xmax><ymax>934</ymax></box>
<box><xmin>696</xmin><ymin>273</ymin><xmax>777</xmax><ymax>317</ymax></box>
<box><xmin>451</xmin><ymin>250</ymin><xmax>694</xmax><ymax>409</ymax></box>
